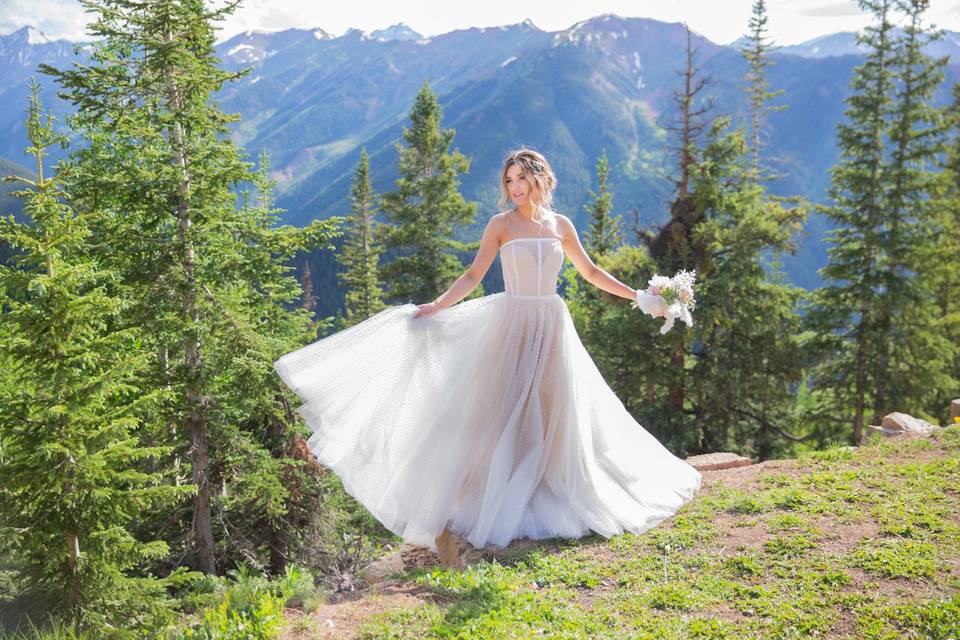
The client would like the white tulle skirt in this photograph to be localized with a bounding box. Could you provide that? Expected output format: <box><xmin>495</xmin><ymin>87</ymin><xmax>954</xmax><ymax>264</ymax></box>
<box><xmin>274</xmin><ymin>292</ymin><xmax>702</xmax><ymax>552</ymax></box>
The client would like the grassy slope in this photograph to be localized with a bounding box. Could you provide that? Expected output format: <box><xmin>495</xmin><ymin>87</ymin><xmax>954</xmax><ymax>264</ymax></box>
<box><xmin>289</xmin><ymin>428</ymin><xmax>960</xmax><ymax>639</ymax></box>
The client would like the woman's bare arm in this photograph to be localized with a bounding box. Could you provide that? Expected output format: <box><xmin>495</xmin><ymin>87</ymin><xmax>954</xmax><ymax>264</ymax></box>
<box><xmin>557</xmin><ymin>214</ymin><xmax>638</xmax><ymax>302</ymax></box>
<box><xmin>414</xmin><ymin>215</ymin><xmax>503</xmax><ymax>317</ymax></box>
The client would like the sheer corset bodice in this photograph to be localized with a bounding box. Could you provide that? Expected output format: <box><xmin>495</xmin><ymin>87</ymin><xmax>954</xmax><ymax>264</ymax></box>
<box><xmin>499</xmin><ymin>236</ymin><xmax>564</xmax><ymax>298</ymax></box>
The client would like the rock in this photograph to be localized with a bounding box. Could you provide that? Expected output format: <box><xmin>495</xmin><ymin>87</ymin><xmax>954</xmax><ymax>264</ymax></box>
<box><xmin>864</xmin><ymin>425</ymin><xmax>887</xmax><ymax>439</ymax></box>
<box><xmin>882</xmin><ymin>412</ymin><xmax>939</xmax><ymax>432</ymax></box>
<box><xmin>864</xmin><ymin>412</ymin><xmax>944</xmax><ymax>440</ymax></box>
<box><xmin>358</xmin><ymin>550</ymin><xmax>404</xmax><ymax>584</ymax></box>
<box><xmin>685</xmin><ymin>452</ymin><xmax>753</xmax><ymax>471</ymax></box>
<box><xmin>882</xmin><ymin>412</ymin><xmax>940</xmax><ymax>433</ymax></box>
<box><xmin>950</xmin><ymin>400</ymin><xmax>960</xmax><ymax>424</ymax></box>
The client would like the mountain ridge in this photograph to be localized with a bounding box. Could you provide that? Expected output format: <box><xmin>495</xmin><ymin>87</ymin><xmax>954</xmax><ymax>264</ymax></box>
<box><xmin>0</xmin><ymin>14</ymin><xmax>957</xmax><ymax>295</ymax></box>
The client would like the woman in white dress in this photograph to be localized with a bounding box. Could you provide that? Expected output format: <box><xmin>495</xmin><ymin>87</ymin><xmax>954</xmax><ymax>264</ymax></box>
<box><xmin>274</xmin><ymin>148</ymin><xmax>702</xmax><ymax>569</ymax></box>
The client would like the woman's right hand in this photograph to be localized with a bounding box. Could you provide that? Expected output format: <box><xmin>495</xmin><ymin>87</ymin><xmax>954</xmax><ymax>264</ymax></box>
<box><xmin>414</xmin><ymin>302</ymin><xmax>440</xmax><ymax>318</ymax></box>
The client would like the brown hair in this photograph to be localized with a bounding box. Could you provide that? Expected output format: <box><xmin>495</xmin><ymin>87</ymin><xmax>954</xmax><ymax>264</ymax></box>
<box><xmin>497</xmin><ymin>148</ymin><xmax>557</xmax><ymax>222</ymax></box>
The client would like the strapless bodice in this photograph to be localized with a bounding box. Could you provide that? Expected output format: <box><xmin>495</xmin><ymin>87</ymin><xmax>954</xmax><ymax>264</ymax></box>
<box><xmin>499</xmin><ymin>236</ymin><xmax>564</xmax><ymax>298</ymax></box>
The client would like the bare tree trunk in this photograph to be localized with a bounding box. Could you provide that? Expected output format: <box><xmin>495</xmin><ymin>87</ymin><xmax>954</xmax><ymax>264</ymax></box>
<box><xmin>852</xmin><ymin>315</ymin><xmax>868</xmax><ymax>445</ymax></box>
<box><xmin>669</xmin><ymin>337</ymin><xmax>685</xmax><ymax>411</ymax></box>
<box><xmin>268</xmin><ymin>395</ymin><xmax>290</xmax><ymax>576</ymax></box>
<box><xmin>64</xmin><ymin>461</ymin><xmax>81</xmax><ymax>628</ymax></box>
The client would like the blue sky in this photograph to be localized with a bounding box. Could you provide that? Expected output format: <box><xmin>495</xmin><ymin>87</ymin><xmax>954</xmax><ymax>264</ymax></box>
<box><xmin>2</xmin><ymin>0</ymin><xmax>959</xmax><ymax>46</ymax></box>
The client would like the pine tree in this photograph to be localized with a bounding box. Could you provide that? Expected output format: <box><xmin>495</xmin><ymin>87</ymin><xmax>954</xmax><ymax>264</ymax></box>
<box><xmin>564</xmin><ymin>149</ymin><xmax>624</xmax><ymax>358</ymax></box>
<box><xmin>870</xmin><ymin>0</ymin><xmax>954</xmax><ymax>421</ymax></box>
<box><xmin>805</xmin><ymin>0</ymin><xmax>954</xmax><ymax>442</ymax></box>
<box><xmin>337</xmin><ymin>147</ymin><xmax>387</xmax><ymax>326</ymax></box>
<box><xmin>583</xmin><ymin>149</ymin><xmax>622</xmax><ymax>258</ymax></box>
<box><xmin>642</xmin><ymin>25</ymin><xmax>715</xmax><ymax>416</ymax></box>
<box><xmin>221</xmin><ymin>151</ymin><xmax>332</xmax><ymax>576</ymax></box>
<box><xmin>378</xmin><ymin>80</ymin><xmax>478</xmax><ymax>304</ymax></box>
<box><xmin>40</xmin><ymin>0</ymin><xmax>339</xmax><ymax>574</ymax></box>
<box><xmin>0</xmin><ymin>82</ymin><xmax>194</xmax><ymax>633</ymax></box>
<box><xmin>686</xmin><ymin>115</ymin><xmax>808</xmax><ymax>458</ymax></box>
<box><xmin>572</xmin><ymin>24</ymin><xmax>807</xmax><ymax>459</ymax></box>
<box><xmin>647</xmin><ymin>23</ymin><xmax>807</xmax><ymax>456</ymax></box>
<box><xmin>803</xmin><ymin>0</ymin><xmax>899</xmax><ymax>445</ymax></box>
<box><xmin>931</xmin><ymin>84</ymin><xmax>960</xmax><ymax>411</ymax></box>
<box><xmin>739</xmin><ymin>0</ymin><xmax>787</xmax><ymax>181</ymax></box>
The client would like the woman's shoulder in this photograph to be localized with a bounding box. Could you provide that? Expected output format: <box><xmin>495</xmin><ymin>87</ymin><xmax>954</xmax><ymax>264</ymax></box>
<box><xmin>551</xmin><ymin>211</ymin><xmax>573</xmax><ymax>229</ymax></box>
<box><xmin>490</xmin><ymin>211</ymin><xmax>511</xmax><ymax>229</ymax></box>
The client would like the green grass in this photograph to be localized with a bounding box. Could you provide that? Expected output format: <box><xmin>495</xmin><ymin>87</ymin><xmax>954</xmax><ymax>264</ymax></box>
<box><xmin>352</xmin><ymin>428</ymin><xmax>960</xmax><ymax>639</ymax></box>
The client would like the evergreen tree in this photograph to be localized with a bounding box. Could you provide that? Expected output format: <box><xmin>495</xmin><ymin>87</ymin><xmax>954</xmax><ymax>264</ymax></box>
<box><xmin>686</xmin><ymin>116</ymin><xmax>808</xmax><ymax>459</ymax></box>
<box><xmin>378</xmin><ymin>80</ymin><xmax>479</xmax><ymax>304</ymax></box>
<box><xmin>220</xmin><ymin>152</ymin><xmax>331</xmax><ymax>576</ymax></box>
<box><xmin>803</xmin><ymin>0</ymin><xmax>899</xmax><ymax>445</ymax></box>
<box><xmin>931</xmin><ymin>84</ymin><xmax>960</xmax><ymax>411</ymax></box>
<box><xmin>570</xmin><ymin>116</ymin><xmax>808</xmax><ymax>459</ymax></box>
<box><xmin>336</xmin><ymin>147</ymin><xmax>386</xmax><ymax>326</ymax></box>
<box><xmin>642</xmin><ymin>25</ymin><xmax>716</xmax><ymax>418</ymax></box>
<box><xmin>583</xmin><ymin>149</ymin><xmax>622</xmax><ymax>258</ymax></box>
<box><xmin>739</xmin><ymin>0</ymin><xmax>787</xmax><ymax>181</ymax></box>
<box><xmin>40</xmin><ymin>0</ymin><xmax>339</xmax><ymax>574</ymax></box>
<box><xmin>805</xmin><ymin>0</ymin><xmax>953</xmax><ymax>442</ymax></box>
<box><xmin>564</xmin><ymin>149</ymin><xmax>624</xmax><ymax>360</ymax></box>
<box><xmin>571</xmin><ymin>25</ymin><xmax>808</xmax><ymax>459</ymax></box>
<box><xmin>0</xmin><ymin>83</ymin><xmax>194</xmax><ymax>633</ymax></box>
<box><xmin>870</xmin><ymin>0</ymin><xmax>954</xmax><ymax>421</ymax></box>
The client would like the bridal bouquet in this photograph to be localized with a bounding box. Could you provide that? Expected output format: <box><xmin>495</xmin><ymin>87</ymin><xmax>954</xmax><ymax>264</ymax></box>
<box><xmin>631</xmin><ymin>269</ymin><xmax>697</xmax><ymax>334</ymax></box>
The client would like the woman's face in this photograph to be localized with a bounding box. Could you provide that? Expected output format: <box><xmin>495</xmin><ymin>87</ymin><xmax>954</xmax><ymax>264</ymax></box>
<box><xmin>504</xmin><ymin>164</ymin><xmax>538</xmax><ymax>206</ymax></box>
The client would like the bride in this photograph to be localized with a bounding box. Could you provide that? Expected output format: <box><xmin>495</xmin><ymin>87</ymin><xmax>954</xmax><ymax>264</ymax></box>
<box><xmin>274</xmin><ymin>148</ymin><xmax>702</xmax><ymax>569</ymax></box>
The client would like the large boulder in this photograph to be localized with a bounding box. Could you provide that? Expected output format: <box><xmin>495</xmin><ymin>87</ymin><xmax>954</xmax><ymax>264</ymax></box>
<box><xmin>865</xmin><ymin>412</ymin><xmax>942</xmax><ymax>439</ymax></box>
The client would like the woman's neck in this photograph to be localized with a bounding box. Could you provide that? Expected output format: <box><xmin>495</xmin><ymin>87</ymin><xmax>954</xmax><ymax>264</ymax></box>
<box><xmin>514</xmin><ymin>202</ymin><xmax>539</xmax><ymax>221</ymax></box>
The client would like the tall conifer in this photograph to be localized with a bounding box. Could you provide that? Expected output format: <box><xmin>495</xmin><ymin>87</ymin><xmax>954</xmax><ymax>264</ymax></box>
<box><xmin>337</xmin><ymin>147</ymin><xmax>386</xmax><ymax>326</ymax></box>
<box><xmin>41</xmin><ymin>0</ymin><xmax>338</xmax><ymax>574</ymax></box>
<box><xmin>803</xmin><ymin>0</ymin><xmax>899</xmax><ymax>444</ymax></box>
<box><xmin>0</xmin><ymin>83</ymin><xmax>192</xmax><ymax>633</ymax></box>
<box><xmin>871</xmin><ymin>0</ymin><xmax>954</xmax><ymax>420</ymax></box>
<box><xmin>583</xmin><ymin>149</ymin><xmax>622</xmax><ymax>258</ymax></box>
<box><xmin>805</xmin><ymin>0</ymin><xmax>953</xmax><ymax>441</ymax></box>
<box><xmin>933</xmin><ymin>84</ymin><xmax>960</xmax><ymax>403</ymax></box>
<box><xmin>378</xmin><ymin>80</ymin><xmax>478</xmax><ymax>304</ymax></box>
<box><xmin>739</xmin><ymin>0</ymin><xmax>787</xmax><ymax>181</ymax></box>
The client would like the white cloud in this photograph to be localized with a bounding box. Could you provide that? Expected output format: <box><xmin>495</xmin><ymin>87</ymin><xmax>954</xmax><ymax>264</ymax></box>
<box><xmin>0</xmin><ymin>0</ymin><xmax>93</xmax><ymax>41</ymax></box>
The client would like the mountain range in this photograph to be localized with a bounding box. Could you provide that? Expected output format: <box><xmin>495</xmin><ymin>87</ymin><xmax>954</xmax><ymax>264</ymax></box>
<box><xmin>1</xmin><ymin>15</ymin><xmax>958</xmax><ymax>292</ymax></box>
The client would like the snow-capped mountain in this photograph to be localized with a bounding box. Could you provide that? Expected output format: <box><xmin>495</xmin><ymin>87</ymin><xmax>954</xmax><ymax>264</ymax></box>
<box><xmin>0</xmin><ymin>14</ymin><xmax>957</xmax><ymax>294</ymax></box>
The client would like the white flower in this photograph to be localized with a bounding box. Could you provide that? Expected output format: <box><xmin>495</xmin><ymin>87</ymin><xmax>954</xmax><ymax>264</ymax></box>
<box><xmin>633</xmin><ymin>269</ymin><xmax>697</xmax><ymax>334</ymax></box>
<box><xmin>648</xmin><ymin>274</ymin><xmax>672</xmax><ymax>289</ymax></box>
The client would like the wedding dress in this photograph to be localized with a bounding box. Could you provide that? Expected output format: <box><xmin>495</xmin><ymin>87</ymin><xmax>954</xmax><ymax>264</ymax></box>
<box><xmin>274</xmin><ymin>235</ymin><xmax>703</xmax><ymax>552</ymax></box>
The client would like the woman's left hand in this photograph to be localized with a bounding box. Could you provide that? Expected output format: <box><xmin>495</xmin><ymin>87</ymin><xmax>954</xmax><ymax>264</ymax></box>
<box><xmin>414</xmin><ymin>302</ymin><xmax>439</xmax><ymax>318</ymax></box>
